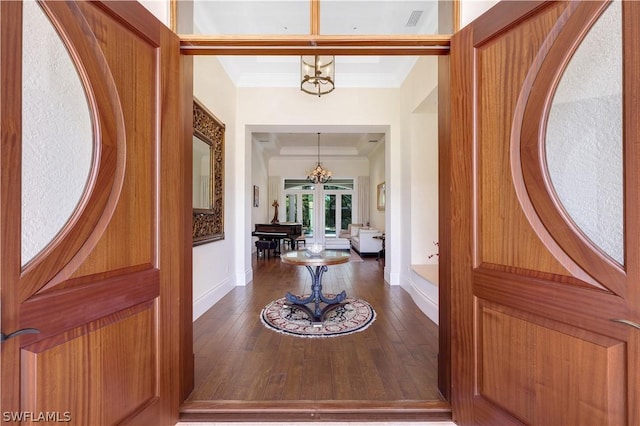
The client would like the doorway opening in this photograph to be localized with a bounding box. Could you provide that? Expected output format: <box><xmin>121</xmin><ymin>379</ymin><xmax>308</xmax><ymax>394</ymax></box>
<box><xmin>183</xmin><ymin>51</ymin><xmax>450</xmax><ymax>420</ymax></box>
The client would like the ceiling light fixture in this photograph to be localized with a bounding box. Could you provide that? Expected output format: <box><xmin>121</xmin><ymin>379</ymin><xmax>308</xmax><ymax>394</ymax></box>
<box><xmin>300</xmin><ymin>55</ymin><xmax>335</xmax><ymax>97</ymax></box>
<box><xmin>307</xmin><ymin>133</ymin><xmax>332</xmax><ymax>184</ymax></box>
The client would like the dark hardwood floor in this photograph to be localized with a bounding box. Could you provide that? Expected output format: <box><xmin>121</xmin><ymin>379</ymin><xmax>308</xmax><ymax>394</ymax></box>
<box><xmin>182</xmin><ymin>252</ymin><xmax>446</xmax><ymax>421</ymax></box>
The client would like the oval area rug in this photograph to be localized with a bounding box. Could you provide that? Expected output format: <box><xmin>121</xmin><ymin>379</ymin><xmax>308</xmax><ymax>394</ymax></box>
<box><xmin>260</xmin><ymin>295</ymin><xmax>376</xmax><ymax>338</ymax></box>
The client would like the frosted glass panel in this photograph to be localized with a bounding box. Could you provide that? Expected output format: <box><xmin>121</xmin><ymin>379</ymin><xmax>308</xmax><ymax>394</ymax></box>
<box><xmin>22</xmin><ymin>0</ymin><xmax>93</xmax><ymax>266</ymax></box>
<box><xmin>546</xmin><ymin>1</ymin><xmax>623</xmax><ymax>264</ymax></box>
<box><xmin>178</xmin><ymin>0</ymin><xmax>310</xmax><ymax>35</ymax></box>
<box><xmin>321</xmin><ymin>1</ymin><xmax>452</xmax><ymax>35</ymax></box>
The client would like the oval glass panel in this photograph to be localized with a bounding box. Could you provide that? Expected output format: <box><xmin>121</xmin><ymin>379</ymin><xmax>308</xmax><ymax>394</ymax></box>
<box><xmin>546</xmin><ymin>0</ymin><xmax>623</xmax><ymax>265</ymax></box>
<box><xmin>22</xmin><ymin>0</ymin><xmax>93</xmax><ymax>266</ymax></box>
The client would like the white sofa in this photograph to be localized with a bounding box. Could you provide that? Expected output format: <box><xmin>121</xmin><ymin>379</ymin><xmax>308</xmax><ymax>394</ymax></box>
<box><xmin>324</xmin><ymin>237</ymin><xmax>351</xmax><ymax>250</ymax></box>
<box><xmin>351</xmin><ymin>228</ymin><xmax>383</xmax><ymax>255</ymax></box>
<box><xmin>338</xmin><ymin>223</ymin><xmax>364</xmax><ymax>240</ymax></box>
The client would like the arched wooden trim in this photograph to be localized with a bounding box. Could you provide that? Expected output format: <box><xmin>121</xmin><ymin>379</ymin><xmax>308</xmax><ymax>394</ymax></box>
<box><xmin>519</xmin><ymin>0</ymin><xmax>625</xmax><ymax>296</ymax></box>
<box><xmin>509</xmin><ymin>0</ymin><xmax>603</xmax><ymax>290</ymax></box>
<box><xmin>20</xmin><ymin>0</ymin><xmax>126</xmax><ymax>300</ymax></box>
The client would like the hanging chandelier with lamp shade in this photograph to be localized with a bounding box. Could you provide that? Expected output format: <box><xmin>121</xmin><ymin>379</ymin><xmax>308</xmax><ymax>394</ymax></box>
<box><xmin>307</xmin><ymin>133</ymin><xmax>332</xmax><ymax>184</ymax></box>
<box><xmin>300</xmin><ymin>55</ymin><xmax>335</xmax><ymax>97</ymax></box>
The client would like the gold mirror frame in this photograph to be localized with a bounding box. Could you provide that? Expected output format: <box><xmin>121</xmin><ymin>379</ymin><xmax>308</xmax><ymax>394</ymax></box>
<box><xmin>193</xmin><ymin>98</ymin><xmax>224</xmax><ymax>245</ymax></box>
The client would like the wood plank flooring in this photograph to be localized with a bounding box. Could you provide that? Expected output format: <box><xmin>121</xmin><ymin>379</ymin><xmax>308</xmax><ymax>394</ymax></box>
<box><xmin>187</xmin><ymin>254</ymin><xmax>441</xmax><ymax>403</ymax></box>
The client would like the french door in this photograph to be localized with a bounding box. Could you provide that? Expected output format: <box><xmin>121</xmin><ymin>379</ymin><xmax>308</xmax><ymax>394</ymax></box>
<box><xmin>323</xmin><ymin>192</ymin><xmax>353</xmax><ymax>237</ymax></box>
<box><xmin>284</xmin><ymin>182</ymin><xmax>354</xmax><ymax>243</ymax></box>
<box><xmin>285</xmin><ymin>192</ymin><xmax>315</xmax><ymax>236</ymax></box>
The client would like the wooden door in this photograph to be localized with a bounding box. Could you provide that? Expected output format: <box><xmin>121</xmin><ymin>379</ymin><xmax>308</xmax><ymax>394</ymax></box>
<box><xmin>447</xmin><ymin>1</ymin><xmax>639</xmax><ymax>424</ymax></box>
<box><xmin>0</xmin><ymin>1</ymin><xmax>190</xmax><ymax>424</ymax></box>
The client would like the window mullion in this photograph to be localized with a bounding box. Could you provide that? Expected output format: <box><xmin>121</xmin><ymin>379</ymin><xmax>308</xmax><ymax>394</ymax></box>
<box><xmin>310</xmin><ymin>0</ymin><xmax>319</xmax><ymax>36</ymax></box>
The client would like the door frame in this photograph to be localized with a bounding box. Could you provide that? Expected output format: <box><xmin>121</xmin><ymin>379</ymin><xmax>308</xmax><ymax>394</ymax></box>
<box><xmin>176</xmin><ymin>38</ymin><xmax>456</xmax><ymax>426</ymax></box>
<box><xmin>174</xmin><ymin>0</ymin><xmax>458</xmax><ymax>422</ymax></box>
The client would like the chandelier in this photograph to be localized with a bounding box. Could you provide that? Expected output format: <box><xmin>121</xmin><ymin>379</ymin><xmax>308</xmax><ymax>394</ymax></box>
<box><xmin>300</xmin><ymin>55</ymin><xmax>335</xmax><ymax>97</ymax></box>
<box><xmin>307</xmin><ymin>133</ymin><xmax>332</xmax><ymax>184</ymax></box>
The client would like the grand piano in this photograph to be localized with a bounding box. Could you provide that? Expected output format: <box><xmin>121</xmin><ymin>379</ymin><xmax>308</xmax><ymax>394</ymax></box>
<box><xmin>252</xmin><ymin>223</ymin><xmax>303</xmax><ymax>254</ymax></box>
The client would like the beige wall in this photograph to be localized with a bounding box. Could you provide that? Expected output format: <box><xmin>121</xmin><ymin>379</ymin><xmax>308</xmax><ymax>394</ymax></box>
<box><xmin>251</xmin><ymin>139</ymin><xmax>270</xmax><ymax>232</ymax></box>
<box><xmin>368</xmin><ymin>140</ymin><xmax>386</xmax><ymax>231</ymax></box>
<box><xmin>399</xmin><ymin>57</ymin><xmax>439</xmax><ymax>268</ymax></box>
<box><xmin>192</xmin><ymin>55</ymin><xmax>239</xmax><ymax>319</ymax></box>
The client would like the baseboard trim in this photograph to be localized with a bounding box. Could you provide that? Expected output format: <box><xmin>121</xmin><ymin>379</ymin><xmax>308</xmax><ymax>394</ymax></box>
<box><xmin>403</xmin><ymin>268</ymin><xmax>439</xmax><ymax>325</ymax></box>
<box><xmin>235</xmin><ymin>266</ymin><xmax>252</xmax><ymax>287</ymax></box>
<box><xmin>180</xmin><ymin>400</ymin><xmax>452</xmax><ymax>423</ymax></box>
<box><xmin>389</xmin><ymin>270</ymin><xmax>401</xmax><ymax>286</ymax></box>
<box><xmin>192</xmin><ymin>277</ymin><xmax>235</xmax><ymax>321</ymax></box>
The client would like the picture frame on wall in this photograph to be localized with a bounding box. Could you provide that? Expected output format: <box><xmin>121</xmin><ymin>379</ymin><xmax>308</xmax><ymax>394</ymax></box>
<box><xmin>253</xmin><ymin>185</ymin><xmax>259</xmax><ymax>207</ymax></box>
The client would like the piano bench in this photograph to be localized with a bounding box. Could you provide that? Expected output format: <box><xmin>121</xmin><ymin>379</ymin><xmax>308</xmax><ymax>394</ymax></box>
<box><xmin>255</xmin><ymin>240</ymin><xmax>277</xmax><ymax>258</ymax></box>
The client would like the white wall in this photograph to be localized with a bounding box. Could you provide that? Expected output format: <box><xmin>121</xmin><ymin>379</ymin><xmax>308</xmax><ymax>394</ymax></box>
<box><xmin>460</xmin><ymin>1</ymin><xmax>500</xmax><ymax>28</ymax></box>
<box><xmin>368</xmin><ymin>141</ymin><xmax>385</xmax><ymax>232</ymax></box>
<box><xmin>235</xmin><ymin>87</ymin><xmax>405</xmax><ymax>284</ymax></box>
<box><xmin>269</xmin><ymin>156</ymin><xmax>370</xmax><ymax>178</ymax></box>
<box><xmin>251</xmin><ymin>139</ymin><xmax>270</xmax><ymax>239</ymax></box>
<box><xmin>399</xmin><ymin>57</ymin><xmax>439</xmax><ymax>268</ymax></box>
<box><xmin>192</xmin><ymin>56</ymin><xmax>239</xmax><ymax>319</ymax></box>
<box><xmin>396</xmin><ymin>56</ymin><xmax>440</xmax><ymax>321</ymax></box>
<box><xmin>139</xmin><ymin>0</ymin><xmax>170</xmax><ymax>27</ymax></box>
<box><xmin>410</xmin><ymin>88</ymin><xmax>439</xmax><ymax>265</ymax></box>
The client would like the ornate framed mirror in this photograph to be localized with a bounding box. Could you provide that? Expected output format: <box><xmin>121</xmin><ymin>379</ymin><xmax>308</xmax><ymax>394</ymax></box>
<box><xmin>193</xmin><ymin>98</ymin><xmax>224</xmax><ymax>245</ymax></box>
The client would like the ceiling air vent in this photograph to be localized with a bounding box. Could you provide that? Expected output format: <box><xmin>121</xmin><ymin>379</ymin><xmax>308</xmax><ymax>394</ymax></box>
<box><xmin>406</xmin><ymin>10</ymin><xmax>423</xmax><ymax>27</ymax></box>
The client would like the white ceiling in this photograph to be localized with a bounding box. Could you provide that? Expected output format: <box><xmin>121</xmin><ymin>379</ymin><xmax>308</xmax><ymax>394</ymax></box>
<box><xmin>191</xmin><ymin>1</ymin><xmax>441</xmax><ymax>35</ymax></box>
<box><xmin>192</xmin><ymin>1</ymin><xmax>441</xmax><ymax>88</ymax></box>
<box><xmin>253</xmin><ymin>131</ymin><xmax>385</xmax><ymax>160</ymax></box>
<box><xmin>217</xmin><ymin>55</ymin><xmax>419</xmax><ymax>89</ymax></box>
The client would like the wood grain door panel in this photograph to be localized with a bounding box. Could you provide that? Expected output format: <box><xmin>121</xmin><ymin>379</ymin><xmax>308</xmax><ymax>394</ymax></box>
<box><xmin>21</xmin><ymin>304</ymin><xmax>156</xmax><ymax>425</ymax></box>
<box><xmin>449</xmin><ymin>1</ymin><xmax>639</xmax><ymax>424</ymax></box>
<box><xmin>475</xmin><ymin>1</ymin><xmax>582</xmax><ymax>281</ymax></box>
<box><xmin>478</xmin><ymin>301</ymin><xmax>625</xmax><ymax>426</ymax></box>
<box><xmin>65</xmin><ymin>1</ymin><xmax>158</xmax><ymax>282</ymax></box>
<box><xmin>1</xmin><ymin>1</ymin><xmax>188</xmax><ymax>424</ymax></box>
